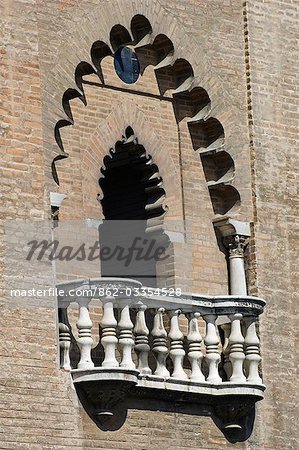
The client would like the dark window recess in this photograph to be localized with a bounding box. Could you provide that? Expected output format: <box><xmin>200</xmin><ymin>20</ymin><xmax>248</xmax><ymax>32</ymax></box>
<box><xmin>114</xmin><ymin>47</ymin><xmax>140</xmax><ymax>84</ymax></box>
<box><xmin>99</xmin><ymin>135</ymin><xmax>168</xmax><ymax>286</ymax></box>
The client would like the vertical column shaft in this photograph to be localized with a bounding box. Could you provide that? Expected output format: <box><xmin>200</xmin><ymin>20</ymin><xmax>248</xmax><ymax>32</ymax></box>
<box><xmin>134</xmin><ymin>304</ymin><xmax>151</xmax><ymax>375</ymax></box>
<box><xmin>100</xmin><ymin>296</ymin><xmax>119</xmax><ymax>368</ymax></box>
<box><xmin>187</xmin><ymin>312</ymin><xmax>204</xmax><ymax>382</ymax></box>
<box><xmin>169</xmin><ymin>309</ymin><xmax>187</xmax><ymax>380</ymax></box>
<box><xmin>76</xmin><ymin>298</ymin><xmax>94</xmax><ymax>370</ymax></box>
<box><xmin>118</xmin><ymin>303</ymin><xmax>135</xmax><ymax>369</ymax></box>
<box><xmin>228</xmin><ymin>313</ymin><xmax>246</xmax><ymax>382</ymax></box>
<box><xmin>203</xmin><ymin>314</ymin><xmax>221</xmax><ymax>383</ymax></box>
<box><xmin>152</xmin><ymin>308</ymin><xmax>169</xmax><ymax>377</ymax></box>
<box><xmin>224</xmin><ymin>235</ymin><xmax>249</xmax><ymax>295</ymax></box>
<box><xmin>58</xmin><ymin>308</ymin><xmax>71</xmax><ymax>371</ymax></box>
<box><xmin>244</xmin><ymin>316</ymin><xmax>262</xmax><ymax>384</ymax></box>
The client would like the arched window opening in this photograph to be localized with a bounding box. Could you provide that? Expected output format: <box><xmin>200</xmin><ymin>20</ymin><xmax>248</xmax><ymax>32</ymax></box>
<box><xmin>99</xmin><ymin>128</ymin><xmax>169</xmax><ymax>287</ymax></box>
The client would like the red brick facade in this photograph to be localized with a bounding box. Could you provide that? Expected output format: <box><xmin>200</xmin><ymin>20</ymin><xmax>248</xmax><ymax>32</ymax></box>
<box><xmin>0</xmin><ymin>1</ymin><xmax>297</xmax><ymax>448</ymax></box>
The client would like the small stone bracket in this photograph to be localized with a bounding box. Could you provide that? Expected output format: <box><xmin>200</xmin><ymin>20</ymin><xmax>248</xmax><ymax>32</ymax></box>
<box><xmin>71</xmin><ymin>368</ymin><xmax>264</xmax><ymax>439</ymax></box>
<box><xmin>72</xmin><ymin>368</ymin><xmax>139</xmax><ymax>430</ymax></box>
<box><xmin>213</xmin><ymin>217</ymin><xmax>251</xmax><ymax>239</ymax></box>
<box><xmin>212</xmin><ymin>396</ymin><xmax>256</xmax><ymax>443</ymax></box>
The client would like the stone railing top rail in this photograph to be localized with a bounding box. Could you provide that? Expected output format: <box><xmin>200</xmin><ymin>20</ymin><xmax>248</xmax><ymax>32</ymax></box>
<box><xmin>56</xmin><ymin>277</ymin><xmax>265</xmax><ymax>315</ymax></box>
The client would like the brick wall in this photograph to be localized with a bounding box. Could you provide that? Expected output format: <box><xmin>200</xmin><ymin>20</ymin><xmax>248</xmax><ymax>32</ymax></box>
<box><xmin>0</xmin><ymin>0</ymin><xmax>297</xmax><ymax>448</ymax></box>
<box><xmin>246</xmin><ymin>1</ymin><xmax>299</xmax><ymax>448</ymax></box>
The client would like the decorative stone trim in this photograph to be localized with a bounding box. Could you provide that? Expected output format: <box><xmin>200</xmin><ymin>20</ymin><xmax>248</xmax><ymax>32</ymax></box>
<box><xmin>214</xmin><ymin>218</ymin><xmax>251</xmax><ymax>295</ymax></box>
<box><xmin>52</xmin><ymin>15</ymin><xmax>242</xmax><ymax>219</ymax></box>
<box><xmin>58</xmin><ymin>277</ymin><xmax>266</xmax><ymax>439</ymax></box>
<box><xmin>98</xmin><ymin>126</ymin><xmax>167</xmax><ymax>230</ymax></box>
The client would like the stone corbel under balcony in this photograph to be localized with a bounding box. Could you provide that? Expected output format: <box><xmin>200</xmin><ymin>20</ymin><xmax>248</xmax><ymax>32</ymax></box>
<box><xmin>57</xmin><ymin>278</ymin><xmax>265</xmax><ymax>442</ymax></box>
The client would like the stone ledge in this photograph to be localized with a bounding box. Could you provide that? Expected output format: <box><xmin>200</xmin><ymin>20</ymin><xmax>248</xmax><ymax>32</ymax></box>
<box><xmin>71</xmin><ymin>367</ymin><xmax>264</xmax><ymax>438</ymax></box>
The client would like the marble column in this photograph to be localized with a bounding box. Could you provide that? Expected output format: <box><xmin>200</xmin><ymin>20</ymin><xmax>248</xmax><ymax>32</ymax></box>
<box><xmin>223</xmin><ymin>234</ymin><xmax>249</xmax><ymax>295</ymax></box>
<box><xmin>213</xmin><ymin>218</ymin><xmax>250</xmax><ymax>296</ymax></box>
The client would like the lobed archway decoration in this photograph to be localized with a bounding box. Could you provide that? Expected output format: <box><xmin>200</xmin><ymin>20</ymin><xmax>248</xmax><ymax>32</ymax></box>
<box><xmin>99</xmin><ymin>126</ymin><xmax>167</xmax><ymax>230</ymax></box>
<box><xmin>98</xmin><ymin>126</ymin><xmax>171</xmax><ymax>287</ymax></box>
<box><xmin>52</xmin><ymin>14</ymin><xmax>240</xmax><ymax>218</ymax></box>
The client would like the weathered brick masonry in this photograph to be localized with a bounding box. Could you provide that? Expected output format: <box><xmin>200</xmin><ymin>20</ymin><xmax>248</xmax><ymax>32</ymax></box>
<box><xmin>0</xmin><ymin>0</ymin><xmax>298</xmax><ymax>449</ymax></box>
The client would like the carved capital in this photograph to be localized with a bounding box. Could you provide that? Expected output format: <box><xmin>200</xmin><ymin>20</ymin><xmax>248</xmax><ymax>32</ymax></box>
<box><xmin>223</xmin><ymin>235</ymin><xmax>249</xmax><ymax>257</ymax></box>
<box><xmin>213</xmin><ymin>218</ymin><xmax>251</xmax><ymax>257</ymax></box>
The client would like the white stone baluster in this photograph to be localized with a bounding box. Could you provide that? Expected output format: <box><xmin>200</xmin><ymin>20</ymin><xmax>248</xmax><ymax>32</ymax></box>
<box><xmin>221</xmin><ymin>322</ymin><xmax>232</xmax><ymax>380</ymax></box>
<box><xmin>59</xmin><ymin>313</ymin><xmax>71</xmax><ymax>371</ymax></box>
<box><xmin>152</xmin><ymin>308</ymin><xmax>170</xmax><ymax>377</ymax></box>
<box><xmin>169</xmin><ymin>310</ymin><xmax>188</xmax><ymax>380</ymax></box>
<box><xmin>118</xmin><ymin>303</ymin><xmax>135</xmax><ymax>369</ymax></box>
<box><xmin>100</xmin><ymin>297</ymin><xmax>119</xmax><ymax>368</ymax></box>
<box><xmin>134</xmin><ymin>304</ymin><xmax>151</xmax><ymax>375</ymax></box>
<box><xmin>244</xmin><ymin>316</ymin><xmax>262</xmax><ymax>384</ymax></box>
<box><xmin>228</xmin><ymin>313</ymin><xmax>246</xmax><ymax>383</ymax></box>
<box><xmin>76</xmin><ymin>298</ymin><xmax>94</xmax><ymax>370</ymax></box>
<box><xmin>203</xmin><ymin>314</ymin><xmax>221</xmax><ymax>383</ymax></box>
<box><xmin>187</xmin><ymin>312</ymin><xmax>204</xmax><ymax>382</ymax></box>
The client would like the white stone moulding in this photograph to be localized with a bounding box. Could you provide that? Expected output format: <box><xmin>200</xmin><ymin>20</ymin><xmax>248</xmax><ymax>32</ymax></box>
<box><xmin>57</xmin><ymin>277</ymin><xmax>266</xmax><ymax>439</ymax></box>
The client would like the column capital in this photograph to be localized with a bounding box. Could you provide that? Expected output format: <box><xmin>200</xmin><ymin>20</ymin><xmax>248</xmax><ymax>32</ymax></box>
<box><xmin>213</xmin><ymin>218</ymin><xmax>251</xmax><ymax>295</ymax></box>
<box><xmin>50</xmin><ymin>191</ymin><xmax>67</xmax><ymax>208</ymax></box>
<box><xmin>223</xmin><ymin>234</ymin><xmax>250</xmax><ymax>257</ymax></box>
<box><xmin>213</xmin><ymin>218</ymin><xmax>251</xmax><ymax>256</ymax></box>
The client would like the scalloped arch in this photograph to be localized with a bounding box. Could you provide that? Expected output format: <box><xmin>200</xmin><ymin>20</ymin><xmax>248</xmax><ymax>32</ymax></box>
<box><xmin>52</xmin><ymin>12</ymin><xmax>241</xmax><ymax>218</ymax></box>
<box><xmin>79</xmin><ymin>100</ymin><xmax>182</xmax><ymax>222</ymax></box>
<box><xmin>99</xmin><ymin>126</ymin><xmax>167</xmax><ymax>227</ymax></box>
<box><xmin>45</xmin><ymin>0</ymin><xmax>231</xmax><ymax>143</ymax></box>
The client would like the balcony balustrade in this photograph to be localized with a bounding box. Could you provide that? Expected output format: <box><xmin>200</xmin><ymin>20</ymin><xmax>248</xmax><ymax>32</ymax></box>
<box><xmin>57</xmin><ymin>277</ymin><xmax>265</xmax><ymax>439</ymax></box>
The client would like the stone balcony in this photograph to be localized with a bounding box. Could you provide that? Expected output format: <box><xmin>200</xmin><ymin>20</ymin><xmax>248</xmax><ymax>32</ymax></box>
<box><xmin>57</xmin><ymin>277</ymin><xmax>265</xmax><ymax>441</ymax></box>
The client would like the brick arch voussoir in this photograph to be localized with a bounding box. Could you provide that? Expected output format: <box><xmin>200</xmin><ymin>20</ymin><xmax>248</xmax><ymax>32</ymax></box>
<box><xmin>81</xmin><ymin>100</ymin><xmax>182</xmax><ymax>221</ymax></box>
<box><xmin>51</xmin><ymin>5</ymin><xmax>241</xmax><ymax>219</ymax></box>
<box><xmin>46</xmin><ymin>0</ymin><xmax>229</xmax><ymax>128</ymax></box>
